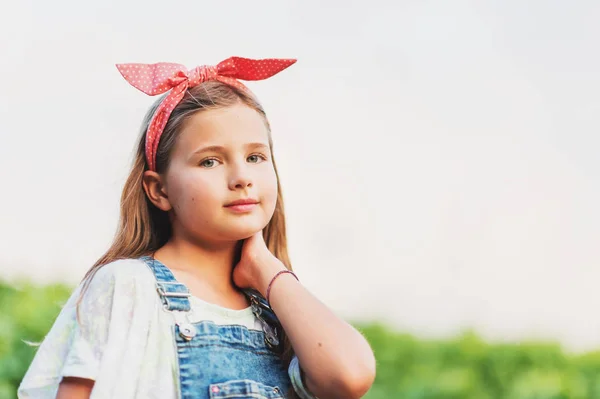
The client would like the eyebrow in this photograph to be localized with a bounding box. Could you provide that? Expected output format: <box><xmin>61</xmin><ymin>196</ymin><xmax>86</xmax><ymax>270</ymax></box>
<box><xmin>191</xmin><ymin>142</ymin><xmax>270</xmax><ymax>157</ymax></box>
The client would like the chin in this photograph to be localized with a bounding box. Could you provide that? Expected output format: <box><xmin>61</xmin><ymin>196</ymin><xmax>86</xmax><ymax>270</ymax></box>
<box><xmin>222</xmin><ymin>221</ymin><xmax>268</xmax><ymax>241</ymax></box>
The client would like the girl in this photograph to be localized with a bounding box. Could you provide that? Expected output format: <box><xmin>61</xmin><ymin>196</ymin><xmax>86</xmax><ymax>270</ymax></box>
<box><xmin>18</xmin><ymin>57</ymin><xmax>376</xmax><ymax>399</ymax></box>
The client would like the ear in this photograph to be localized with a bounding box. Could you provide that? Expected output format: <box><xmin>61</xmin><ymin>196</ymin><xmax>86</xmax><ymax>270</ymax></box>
<box><xmin>142</xmin><ymin>170</ymin><xmax>172</xmax><ymax>211</ymax></box>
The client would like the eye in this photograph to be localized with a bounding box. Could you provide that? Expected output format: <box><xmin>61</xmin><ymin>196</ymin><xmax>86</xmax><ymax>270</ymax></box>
<box><xmin>247</xmin><ymin>154</ymin><xmax>267</xmax><ymax>164</ymax></box>
<box><xmin>199</xmin><ymin>158</ymin><xmax>220</xmax><ymax>168</ymax></box>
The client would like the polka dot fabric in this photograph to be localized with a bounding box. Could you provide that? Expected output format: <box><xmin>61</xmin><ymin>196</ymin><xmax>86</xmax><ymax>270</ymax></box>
<box><xmin>116</xmin><ymin>57</ymin><xmax>297</xmax><ymax>171</ymax></box>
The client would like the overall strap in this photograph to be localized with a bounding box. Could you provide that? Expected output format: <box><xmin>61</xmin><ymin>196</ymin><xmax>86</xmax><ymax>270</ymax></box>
<box><xmin>139</xmin><ymin>256</ymin><xmax>191</xmax><ymax>312</ymax></box>
<box><xmin>244</xmin><ymin>289</ymin><xmax>280</xmax><ymax>326</ymax></box>
<box><xmin>244</xmin><ymin>289</ymin><xmax>283</xmax><ymax>352</ymax></box>
<box><xmin>139</xmin><ymin>256</ymin><xmax>283</xmax><ymax>352</ymax></box>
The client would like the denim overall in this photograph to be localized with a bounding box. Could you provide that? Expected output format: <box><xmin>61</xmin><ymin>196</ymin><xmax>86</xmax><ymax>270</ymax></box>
<box><xmin>140</xmin><ymin>256</ymin><xmax>292</xmax><ymax>399</ymax></box>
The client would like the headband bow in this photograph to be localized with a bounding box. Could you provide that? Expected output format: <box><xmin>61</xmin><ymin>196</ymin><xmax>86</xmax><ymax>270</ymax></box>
<box><xmin>116</xmin><ymin>57</ymin><xmax>296</xmax><ymax>171</ymax></box>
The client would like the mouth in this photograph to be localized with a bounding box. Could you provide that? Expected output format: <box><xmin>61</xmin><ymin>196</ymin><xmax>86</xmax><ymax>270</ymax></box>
<box><xmin>224</xmin><ymin>199</ymin><xmax>259</xmax><ymax>213</ymax></box>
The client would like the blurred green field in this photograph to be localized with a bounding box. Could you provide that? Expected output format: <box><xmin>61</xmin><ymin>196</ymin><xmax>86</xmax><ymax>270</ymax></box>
<box><xmin>2</xmin><ymin>279</ymin><xmax>600</xmax><ymax>399</ymax></box>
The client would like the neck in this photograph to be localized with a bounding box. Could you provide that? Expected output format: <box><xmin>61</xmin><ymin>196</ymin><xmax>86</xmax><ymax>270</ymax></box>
<box><xmin>154</xmin><ymin>236</ymin><xmax>242</xmax><ymax>294</ymax></box>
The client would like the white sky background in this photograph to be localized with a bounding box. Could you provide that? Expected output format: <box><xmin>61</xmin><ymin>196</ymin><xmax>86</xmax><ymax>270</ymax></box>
<box><xmin>0</xmin><ymin>0</ymin><xmax>599</xmax><ymax>352</ymax></box>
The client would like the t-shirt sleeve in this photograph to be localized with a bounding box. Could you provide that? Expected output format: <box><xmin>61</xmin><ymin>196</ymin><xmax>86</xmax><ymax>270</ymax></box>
<box><xmin>61</xmin><ymin>260</ymin><xmax>156</xmax><ymax>389</ymax></box>
<box><xmin>288</xmin><ymin>355</ymin><xmax>320</xmax><ymax>399</ymax></box>
<box><xmin>18</xmin><ymin>259</ymin><xmax>158</xmax><ymax>399</ymax></box>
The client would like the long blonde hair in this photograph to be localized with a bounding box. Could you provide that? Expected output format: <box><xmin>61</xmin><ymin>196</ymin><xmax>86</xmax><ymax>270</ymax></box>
<box><xmin>77</xmin><ymin>81</ymin><xmax>297</xmax><ymax>394</ymax></box>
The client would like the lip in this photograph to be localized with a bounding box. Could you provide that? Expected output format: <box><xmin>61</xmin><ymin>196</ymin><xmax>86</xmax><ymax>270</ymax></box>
<box><xmin>225</xmin><ymin>198</ymin><xmax>259</xmax><ymax>207</ymax></box>
<box><xmin>224</xmin><ymin>198</ymin><xmax>259</xmax><ymax>213</ymax></box>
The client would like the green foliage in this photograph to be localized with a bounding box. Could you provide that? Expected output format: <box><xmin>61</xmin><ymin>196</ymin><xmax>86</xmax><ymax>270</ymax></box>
<box><xmin>2</xmin><ymin>279</ymin><xmax>600</xmax><ymax>398</ymax></box>
<box><xmin>356</xmin><ymin>323</ymin><xmax>600</xmax><ymax>399</ymax></box>
<box><xmin>0</xmin><ymin>279</ymin><xmax>72</xmax><ymax>399</ymax></box>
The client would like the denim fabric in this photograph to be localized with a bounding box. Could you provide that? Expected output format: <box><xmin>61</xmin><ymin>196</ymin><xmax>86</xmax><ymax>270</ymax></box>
<box><xmin>140</xmin><ymin>256</ymin><xmax>291</xmax><ymax>399</ymax></box>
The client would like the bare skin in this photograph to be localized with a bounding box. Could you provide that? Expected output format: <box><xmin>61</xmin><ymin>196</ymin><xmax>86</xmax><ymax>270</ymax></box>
<box><xmin>56</xmin><ymin>377</ymin><xmax>93</xmax><ymax>398</ymax></box>
<box><xmin>57</xmin><ymin>104</ymin><xmax>375</xmax><ymax>399</ymax></box>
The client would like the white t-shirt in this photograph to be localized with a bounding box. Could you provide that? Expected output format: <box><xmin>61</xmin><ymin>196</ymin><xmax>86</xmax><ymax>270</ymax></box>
<box><xmin>17</xmin><ymin>258</ymin><xmax>265</xmax><ymax>399</ymax></box>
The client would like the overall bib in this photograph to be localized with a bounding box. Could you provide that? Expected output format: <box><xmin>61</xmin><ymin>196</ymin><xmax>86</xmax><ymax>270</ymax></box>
<box><xmin>141</xmin><ymin>256</ymin><xmax>292</xmax><ymax>399</ymax></box>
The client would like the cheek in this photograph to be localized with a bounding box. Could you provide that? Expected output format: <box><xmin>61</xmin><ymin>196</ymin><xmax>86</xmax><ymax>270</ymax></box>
<box><xmin>261</xmin><ymin>168</ymin><xmax>279</xmax><ymax>212</ymax></box>
<box><xmin>170</xmin><ymin>174</ymin><xmax>220</xmax><ymax>213</ymax></box>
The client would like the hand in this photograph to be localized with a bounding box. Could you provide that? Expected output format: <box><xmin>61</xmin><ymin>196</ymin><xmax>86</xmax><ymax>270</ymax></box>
<box><xmin>232</xmin><ymin>231</ymin><xmax>286</xmax><ymax>296</ymax></box>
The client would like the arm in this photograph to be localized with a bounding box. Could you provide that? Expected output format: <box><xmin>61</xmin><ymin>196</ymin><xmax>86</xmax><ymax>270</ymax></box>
<box><xmin>233</xmin><ymin>233</ymin><xmax>376</xmax><ymax>399</ymax></box>
<box><xmin>257</xmin><ymin>262</ymin><xmax>376</xmax><ymax>399</ymax></box>
<box><xmin>56</xmin><ymin>377</ymin><xmax>94</xmax><ymax>399</ymax></box>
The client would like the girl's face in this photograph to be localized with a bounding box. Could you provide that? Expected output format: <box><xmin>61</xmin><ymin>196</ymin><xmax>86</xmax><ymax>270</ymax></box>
<box><xmin>161</xmin><ymin>103</ymin><xmax>278</xmax><ymax>243</ymax></box>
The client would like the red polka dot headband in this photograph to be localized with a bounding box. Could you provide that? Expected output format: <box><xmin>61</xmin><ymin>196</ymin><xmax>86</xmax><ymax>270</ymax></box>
<box><xmin>116</xmin><ymin>57</ymin><xmax>297</xmax><ymax>171</ymax></box>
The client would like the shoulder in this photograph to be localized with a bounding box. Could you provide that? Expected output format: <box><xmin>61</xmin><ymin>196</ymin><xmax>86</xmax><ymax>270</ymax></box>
<box><xmin>81</xmin><ymin>258</ymin><xmax>157</xmax><ymax>302</ymax></box>
<box><xmin>89</xmin><ymin>258</ymin><xmax>154</xmax><ymax>285</ymax></box>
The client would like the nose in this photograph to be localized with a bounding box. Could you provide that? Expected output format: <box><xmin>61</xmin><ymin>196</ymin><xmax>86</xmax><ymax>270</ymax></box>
<box><xmin>228</xmin><ymin>163</ymin><xmax>253</xmax><ymax>190</ymax></box>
